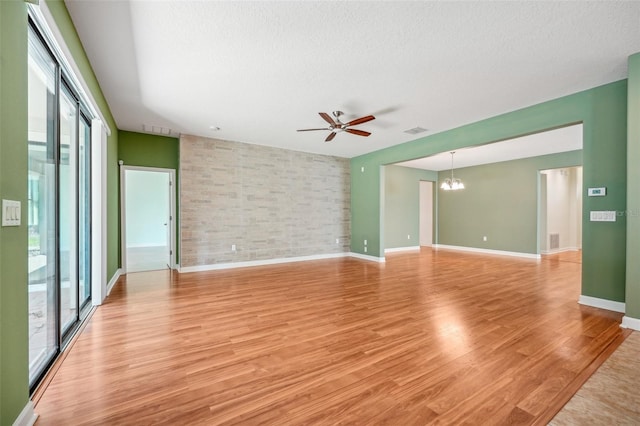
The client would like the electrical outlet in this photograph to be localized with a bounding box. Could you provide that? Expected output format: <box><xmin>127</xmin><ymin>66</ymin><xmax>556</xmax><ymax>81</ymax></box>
<box><xmin>364</xmin><ymin>239</ymin><xmax>367</xmax><ymax>246</ymax></box>
<box><xmin>361</xmin><ymin>166</ymin><xmax>365</xmax><ymax>173</ymax></box>
<box><xmin>483</xmin><ymin>236</ymin><xmax>487</xmax><ymax>242</ymax></box>
<box><xmin>336</xmin><ymin>238</ymin><xmax>339</xmax><ymax>244</ymax></box>
<box><xmin>231</xmin><ymin>244</ymin><xmax>236</xmax><ymax>251</ymax></box>
<box><xmin>407</xmin><ymin>234</ymin><xmax>411</xmax><ymax>240</ymax></box>
<box><xmin>364</xmin><ymin>247</ymin><xmax>368</xmax><ymax>253</ymax></box>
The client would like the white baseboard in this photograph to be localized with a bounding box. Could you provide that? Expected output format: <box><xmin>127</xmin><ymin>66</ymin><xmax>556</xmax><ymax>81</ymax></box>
<box><xmin>349</xmin><ymin>252</ymin><xmax>386</xmax><ymax>263</ymax></box>
<box><xmin>621</xmin><ymin>316</ymin><xmax>640</xmax><ymax>331</ymax></box>
<box><xmin>578</xmin><ymin>295</ymin><xmax>626</xmax><ymax>313</ymax></box>
<box><xmin>106</xmin><ymin>268</ymin><xmax>123</xmax><ymax>296</ymax></box>
<box><xmin>433</xmin><ymin>244</ymin><xmax>541</xmax><ymax>260</ymax></box>
<box><xmin>541</xmin><ymin>247</ymin><xmax>581</xmax><ymax>255</ymax></box>
<box><xmin>13</xmin><ymin>401</ymin><xmax>37</xmax><ymax>426</ymax></box>
<box><xmin>179</xmin><ymin>252</ymin><xmax>351</xmax><ymax>273</ymax></box>
<box><xmin>384</xmin><ymin>246</ymin><xmax>420</xmax><ymax>254</ymax></box>
<box><xmin>125</xmin><ymin>243</ymin><xmax>167</xmax><ymax>249</ymax></box>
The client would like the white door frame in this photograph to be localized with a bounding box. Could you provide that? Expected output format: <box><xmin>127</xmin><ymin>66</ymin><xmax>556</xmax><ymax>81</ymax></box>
<box><xmin>120</xmin><ymin>164</ymin><xmax>177</xmax><ymax>273</ymax></box>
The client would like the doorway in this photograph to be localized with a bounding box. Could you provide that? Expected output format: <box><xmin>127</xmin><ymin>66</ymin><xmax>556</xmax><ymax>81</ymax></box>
<box><xmin>419</xmin><ymin>180</ymin><xmax>434</xmax><ymax>246</ymax></box>
<box><xmin>539</xmin><ymin>166</ymin><xmax>582</xmax><ymax>258</ymax></box>
<box><xmin>121</xmin><ymin>166</ymin><xmax>176</xmax><ymax>273</ymax></box>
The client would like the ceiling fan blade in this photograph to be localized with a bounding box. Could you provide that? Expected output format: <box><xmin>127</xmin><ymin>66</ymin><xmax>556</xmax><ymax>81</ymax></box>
<box><xmin>297</xmin><ymin>128</ymin><xmax>329</xmax><ymax>132</ymax></box>
<box><xmin>325</xmin><ymin>132</ymin><xmax>337</xmax><ymax>142</ymax></box>
<box><xmin>346</xmin><ymin>115</ymin><xmax>375</xmax><ymax>126</ymax></box>
<box><xmin>345</xmin><ymin>128</ymin><xmax>371</xmax><ymax>137</ymax></box>
<box><xmin>319</xmin><ymin>112</ymin><xmax>337</xmax><ymax>126</ymax></box>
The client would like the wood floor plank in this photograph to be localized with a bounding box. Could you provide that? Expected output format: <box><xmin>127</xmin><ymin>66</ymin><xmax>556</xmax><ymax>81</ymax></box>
<box><xmin>34</xmin><ymin>248</ymin><xmax>628</xmax><ymax>425</ymax></box>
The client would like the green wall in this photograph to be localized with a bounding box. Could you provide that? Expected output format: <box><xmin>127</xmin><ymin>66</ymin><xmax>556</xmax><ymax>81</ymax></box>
<box><xmin>581</xmin><ymin>83</ymin><xmax>628</xmax><ymax>302</ymax></box>
<box><xmin>0</xmin><ymin>1</ymin><xmax>119</xmax><ymax>422</ymax></box>
<box><xmin>118</xmin><ymin>130</ymin><xmax>180</xmax><ymax>261</ymax></box>
<box><xmin>438</xmin><ymin>151</ymin><xmax>582</xmax><ymax>254</ymax></box>
<box><xmin>352</xmin><ymin>80</ymin><xmax>628</xmax><ymax>303</ymax></box>
<box><xmin>0</xmin><ymin>2</ymin><xmax>29</xmax><ymax>423</ymax></box>
<box><xmin>627</xmin><ymin>53</ymin><xmax>640</xmax><ymax>319</ymax></box>
<box><xmin>384</xmin><ymin>165</ymin><xmax>437</xmax><ymax>249</ymax></box>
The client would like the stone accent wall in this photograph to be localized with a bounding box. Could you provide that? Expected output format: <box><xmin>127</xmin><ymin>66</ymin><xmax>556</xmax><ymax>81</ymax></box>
<box><xmin>179</xmin><ymin>135</ymin><xmax>351</xmax><ymax>267</ymax></box>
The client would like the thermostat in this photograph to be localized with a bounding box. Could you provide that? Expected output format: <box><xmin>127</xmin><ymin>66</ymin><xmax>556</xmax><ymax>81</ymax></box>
<box><xmin>588</xmin><ymin>187</ymin><xmax>606</xmax><ymax>197</ymax></box>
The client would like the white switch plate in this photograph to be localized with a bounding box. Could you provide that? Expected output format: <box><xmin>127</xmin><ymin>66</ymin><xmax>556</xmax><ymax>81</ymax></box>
<box><xmin>2</xmin><ymin>200</ymin><xmax>21</xmax><ymax>226</ymax></box>
<box><xmin>590</xmin><ymin>211</ymin><xmax>616</xmax><ymax>222</ymax></box>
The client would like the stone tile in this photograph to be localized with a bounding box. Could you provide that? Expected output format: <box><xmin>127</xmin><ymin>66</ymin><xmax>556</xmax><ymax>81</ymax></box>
<box><xmin>180</xmin><ymin>135</ymin><xmax>351</xmax><ymax>267</ymax></box>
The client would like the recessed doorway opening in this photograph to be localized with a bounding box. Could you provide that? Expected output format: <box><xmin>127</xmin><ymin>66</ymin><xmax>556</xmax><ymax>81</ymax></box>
<box><xmin>120</xmin><ymin>166</ymin><xmax>176</xmax><ymax>273</ymax></box>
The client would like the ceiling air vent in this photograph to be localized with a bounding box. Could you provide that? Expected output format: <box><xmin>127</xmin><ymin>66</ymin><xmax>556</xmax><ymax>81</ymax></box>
<box><xmin>143</xmin><ymin>124</ymin><xmax>172</xmax><ymax>136</ymax></box>
<box><xmin>403</xmin><ymin>126</ymin><xmax>429</xmax><ymax>135</ymax></box>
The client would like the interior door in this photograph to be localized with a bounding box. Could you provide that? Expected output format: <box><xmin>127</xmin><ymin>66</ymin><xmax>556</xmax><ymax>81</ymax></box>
<box><xmin>124</xmin><ymin>169</ymin><xmax>171</xmax><ymax>273</ymax></box>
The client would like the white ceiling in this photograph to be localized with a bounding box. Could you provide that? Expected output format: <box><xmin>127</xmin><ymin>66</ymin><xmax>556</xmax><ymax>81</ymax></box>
<box><xmin>64</xmin><ymin>1</ymin><xmax>640</xmax><ymax>158</ymax></box>
<box><xmin>395</xmin><ymin>123</ymin><xmax>582</xmax><ymax>171</ymax></box>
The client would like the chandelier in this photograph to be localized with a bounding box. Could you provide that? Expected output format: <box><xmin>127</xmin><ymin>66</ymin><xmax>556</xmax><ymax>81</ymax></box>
<box><xmin>441</xmin><ymin>151</ymin><xmax>464</xmax><ymax>191</ymax></box>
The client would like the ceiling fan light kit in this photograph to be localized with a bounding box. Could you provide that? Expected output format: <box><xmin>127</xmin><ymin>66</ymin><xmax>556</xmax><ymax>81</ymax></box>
<box><xmin>297</xmin><ymin>110</ymin><xmax>375</xmax><ymax>142</ymax></box>
<box><xmin>441</xmin><ymin>151</ymin><xmax>465</xmax><ymax>191</ymax></box>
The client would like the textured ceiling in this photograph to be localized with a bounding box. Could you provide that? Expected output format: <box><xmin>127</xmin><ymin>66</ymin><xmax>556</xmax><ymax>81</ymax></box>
<box><xmin>64</xmin><ymin>1</ymin><xmax>640</xmax><ymax>158</ymax></box>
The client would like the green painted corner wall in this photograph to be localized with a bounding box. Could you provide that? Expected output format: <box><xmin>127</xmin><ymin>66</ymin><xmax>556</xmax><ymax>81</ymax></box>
<box><xmin>384</xmin><ymin>165</ymin><xmax>437</xmax><ymax>249</ymax></box>
<box><xmin>118</xmin><ymin>130</ymin><xmax>180</xmax><ymax>260</ymax></box>
<box><xmin>438</xmin><ymin>151</ymin><xmax>582</xmax><ymax>254</ymax></box>
<box><xmin>581</xmin><ymin>82</ymin><xmax>628</xmax><ymax>302</ymax></box>
<box><xmin>351</xmin><ymin>80</ymin><xmax>628</xmax><ymax>304</ymax></box>
<box><xmin>627</xmin><ymin>53</ymin><xmax>640</xmax><ymax>319</ymax></box>
<box><xmin>0</xmin><ymin>2</ymin><xmax>29</xmax><ymax>423</ymax></box>
<box><xmin>118</xmin><ymin>131</ymin><xmax>180</xmax><ymax>170</ymax></box>
<box><xmin>107</xmin><ymin>131</ymin><xmax>119</xmax><ymax>275</ymax></box>
<box><xmin>351</xmin><ymin>162</ymin><xmax>383</xmax><ymax>257</ymax></box>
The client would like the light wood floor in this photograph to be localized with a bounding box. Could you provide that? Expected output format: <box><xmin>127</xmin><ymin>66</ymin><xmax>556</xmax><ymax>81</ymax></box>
<box><xmin>34</xmin><ymin>248</ymin><xmax>628</xmax><ymax>425</ymax></box>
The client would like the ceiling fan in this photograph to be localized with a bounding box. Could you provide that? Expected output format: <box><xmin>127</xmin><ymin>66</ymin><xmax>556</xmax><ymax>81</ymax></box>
<box><xmin>297</xmin><ymin>111</ymin><xmax>375</xmax><ymax>142</ymax></box>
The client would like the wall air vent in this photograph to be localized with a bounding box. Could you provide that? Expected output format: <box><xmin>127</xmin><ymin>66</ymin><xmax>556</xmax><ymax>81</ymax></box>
<box><xmin>143</xmin><ymin>124</ymin><xmax>172</xmax><ymax>136</ymax></box>
<box><xmin>403</xmin><ymin>126</ymin><xmax>429</xmax><ymax>135</ymax></box>
<box><xmin>549</xmin><ymin>233</ymin><xmax>560</xmax><ymax>250</ymax></box>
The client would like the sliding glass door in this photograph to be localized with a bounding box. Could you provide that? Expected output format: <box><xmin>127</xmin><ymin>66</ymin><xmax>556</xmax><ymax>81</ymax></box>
<box><xmin>79</xmin><ymin>115</ymin><xmax>92</xmax><ymax>309</ymax></box>
<box><xmin>27</xmin><ymin>22</ymin><xmax>58</xmax><ymax>384</ymax></box>
<box><xmin>28</xmin><ymin>21</ymin><xmax>93</xmax><ymax>389</ymax></box>
<box><xmin>59</xmin><ymin>85</ymin><xmax>79</xmax><ymax>336</ymax></box>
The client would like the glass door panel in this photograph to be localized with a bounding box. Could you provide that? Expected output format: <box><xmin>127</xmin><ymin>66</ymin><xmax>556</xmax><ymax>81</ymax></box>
<box><xmin>78</xmin><ymin>115</ymin><xmax>91</xmax><ymax>308</ymax></box>
<box><xmin>27</xmin><ymin>28</ymin><xmax>58</xmax><ymax>385</ymax></box>
<box><xmin>59</xmin><ymin>86</ymin><xmax>78</xmax><ymax>336</ymax></box>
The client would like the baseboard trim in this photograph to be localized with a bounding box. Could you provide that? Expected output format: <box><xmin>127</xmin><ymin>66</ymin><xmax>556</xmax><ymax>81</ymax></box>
<box><xmin>621</xmin><ymin>316</ymin><xmax>640</xmax><ymax>331</ymax></box>
<box><xmin>106</xmin><ymin>268</ymin><xmax>123</xmax><ymax>296</ymax></box>
<box><xmin>384</xmin><ymin>246</ymin><xmax>420</xmax><ymax>253</ymax></box>
<box><xmin>541</xmin><ymin>247</ymin><xmax>581</xmax><ymax>255</ymax></box>
<box><xmin>349</xmin><ymin>252</ymin><xmax>386</xmax><ymax>263</ymax></box>
<box><xmin>578</xmin><ymin>295</ymin><xmax>626</xmax><ymax>313</ymax></box>
<box><xmin>12</xmin><ymin>401</ymin><xmax>37</xmax><ymax>426</ymax></box>
<box><xmin>433</xmin><ymin>244</ymin><xmax>540</xmax><ymax>260</ymax></box>
<box><xmin>179</xmin><ymin>253</ymin><xmax>354</xmax><ymax>273</ymax></box>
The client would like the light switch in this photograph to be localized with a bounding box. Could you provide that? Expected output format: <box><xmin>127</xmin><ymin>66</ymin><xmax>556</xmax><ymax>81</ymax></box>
<box><xmin>2</xmin><ymin>200</ymin><xmax>21</xmax><ymax>226</ymax></box>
